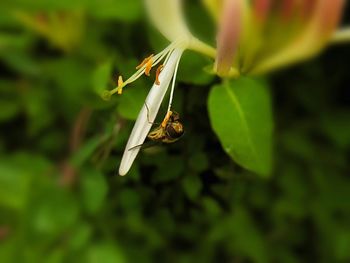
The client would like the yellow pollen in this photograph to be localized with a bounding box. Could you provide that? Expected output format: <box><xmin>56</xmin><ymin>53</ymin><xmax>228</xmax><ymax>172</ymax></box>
<box><xmin>155</xmin><ymin>64</ymin><xmax>164</xmax><ymax>85</ymax></box>
<box><xmin>136</xmin><ymin>54</ymin><xmax>154</xmax><ymax>70</ymax></box>
<box><xmin>144</xmin><ymin>59</ymin><xmax>153</xmax><ymax>76</ymax></box>
<box><xmin>116</xmin><ymin>75</ymin><xmax>124</xmax><ymax>95</ymax></box>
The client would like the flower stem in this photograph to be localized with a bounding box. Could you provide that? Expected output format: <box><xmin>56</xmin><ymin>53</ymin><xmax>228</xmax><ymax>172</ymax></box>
<box><xmin>330</xmin><ymin>27</ymin><xmax>350</xmax><ymax>45</ymax></box>
<box><xmin>189</xmin><ymin>37</ymin><xmax>216</xmax><ymax>59</ymax></box>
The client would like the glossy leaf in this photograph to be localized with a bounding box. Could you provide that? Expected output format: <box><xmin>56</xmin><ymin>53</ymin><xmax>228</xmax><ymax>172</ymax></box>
<box><xmin>92</xmin><ymin>60</ymin><xmax>113</xmax><ymax>95</ymax></box>
<box><xmin>208</xmin><ymin>77</ymin><xmax>273</xmax><ymax>176</ymax></box>
<box><xmin>117</xmin><ymin>84</ymin><xmax>148</xmax><ymax>120</ymax></box>
<box><xmin>80</xmin><ymin>169</ymin><xmax>108</xmax><ymax>214</ymax></box>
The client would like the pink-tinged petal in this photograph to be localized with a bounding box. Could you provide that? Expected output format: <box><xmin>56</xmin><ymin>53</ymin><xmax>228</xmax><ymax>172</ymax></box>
<box><xmin>316</xmin><ymin>0</ymin><xmax>345</xmax><ymax>39</ymax></box>
<box><xmin>276</xmin><ymin>0</ymin><xmax>316</xmax><ymax>22</ymax></box>
<box><xmin>280</xmin><ymin>0</ymin><xmax>296</xmax><ymax>21</ymax></box>
<box><xmin>251</xmin><ymin>0</ymin><xmax>345</xmax><ymax>75</ymax></box>
<box><xmin>299</xmin><ymin>0</ymin><xmax>317</xmax><ymax>20</ymax></box>
<box><xmin>298</xmin><ymin>0</ymin><xmax>345</xmax><ymax>45</ymax></box>
<box><xmin>145</xmin><ymin>0</ymin><xmax>190</xmax><ymax>42</ymax></box>
<box><xmin>215</xmin><ymin>0</ymin><xmax>244</xmax><ymax>76</ymax></box>
<box><xmin>253</xmin><ymin>0</ymin><xmax>272</xmax><ymax>23</ymax></box>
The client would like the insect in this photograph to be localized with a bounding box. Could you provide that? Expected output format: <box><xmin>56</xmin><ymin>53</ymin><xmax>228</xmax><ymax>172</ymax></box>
<box><xmin>128</xmin><ymin>106</ymin><xmax>184</xmax><ymax>151</ymax></box>
<box><xmin>147</xmin><ymin>110</ymin><xmax>184</xmax><ymax>143</ymax></box>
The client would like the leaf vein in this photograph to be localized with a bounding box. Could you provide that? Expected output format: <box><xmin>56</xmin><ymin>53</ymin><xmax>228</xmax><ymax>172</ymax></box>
<box><xmin>224</xmin><ymin>83</ymin><xmax>261</xmax><ymax>168</ymax></box>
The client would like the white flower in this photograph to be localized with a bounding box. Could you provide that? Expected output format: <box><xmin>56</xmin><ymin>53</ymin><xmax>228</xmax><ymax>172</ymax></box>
<box><xmin>145</xmin><ymin>0</ymin><xmax>190</xmax><ymax>42</ymax></box>
<box><xmin>119</xmin><ymin>47</ymin><xmax>184</xmax><ymax>176</ymax></box>
<box><xmin>103</xmin><ymin>0</ymin><xmax>215</xmax><ymax>175</ymax></box>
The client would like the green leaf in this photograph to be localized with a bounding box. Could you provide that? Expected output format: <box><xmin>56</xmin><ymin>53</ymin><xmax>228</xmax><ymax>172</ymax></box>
<box><xmin>229</xmin><ymin>208</ymin><xmax>269</xmax><ymax>263</ymax></box>
<box><xmin>68</xmin><ymin>222</ymin><xmax>92</xmax><ymax>250</ymax></box>
<box><xmin>0</xmin><ymin>154</ymin><xmax>51</xmax><ymax>210</ymax></box>
<box><xmin>117</xmin><ymin>85</ymin><xmax>148</xmax><ymax>120</ymax></box>
<box><xmin>31</xmin><ymin>189</ymin><xmax>79</xmax><ymax>236</ymax></box>
<box><xmin>202</xmin><ymin>197</ymin><xmax>221</xmax><ymax>216</ymax></box>
<box><xmin>92</xmin><ymin>60</ymin><xmax>113</xmax><ymax>95</ymax></box>
<box><xmin>188</xmin><ymin>152</ymin><xmax>209</xmax><ymax>172</ymax></box>
<box><xmin>80</xmin><ymin>169</ymin><xmax>108</xmax><ymax>214</ymax></box>
<box><xmin>0</xmin><ymin>161</ymin><xmax>31</xmax><ymax>210</ymax></box>
<box><xmin>0</xmin><ymin>99</ymin><xmax>20</xmax><ymax>121</ymax></box>
<box><xmin>320</xmin><ymin>110</ymin><xmax>350</xmax><ymax>149</ymax></box>
<box><xmin>182</xmin><ymin>174</ymin><xmax>202</xmax><ymax>200</ymax></box>
<box><xmin>208</xmin><ymin>77</ymin><xmax>273</xmax><ymax>176</ymax></box>
<box><xmin>87</xmin><ymin>0</ymin><xmax>142</xmax><ymax>21</ymax></box>
<box><xmin>87</xmin><ymin>242</ymin><xmax>126</xmax><ymax>263</ymax></box>
<box><xmin>177</xmin><ymin>51</ymin><xmax>214</xmax><ymax>85</ymax></box>
<box><xmin>0</xmin><ymin>50</ymin><xmax>40</xmax><ymax>76</ymax></box>
<box><xmin>70</xmin><ymin>136</ymin><xmax>104</xmax><ymax>167</ymax></box>
<box><xmin>2</xmin><ymin>0</ymin><xmax>142</xmax><ymax>21</ymax></box>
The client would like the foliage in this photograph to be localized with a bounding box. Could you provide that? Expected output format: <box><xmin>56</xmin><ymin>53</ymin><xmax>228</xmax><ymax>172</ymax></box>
<box><xmin>208</xmin><ymin>77</ymin><xmax>273</xmax><ymax>176</ymax></box>
<box><xmin>0</xmin><ymin>1</ymin><xmax>350</xmax><ymax>263</ymax></box>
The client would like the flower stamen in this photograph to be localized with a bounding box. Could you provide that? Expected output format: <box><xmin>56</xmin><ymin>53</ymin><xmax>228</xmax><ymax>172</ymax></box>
<box><xmin>136</xmin><ymin>54</ymin><xmax>154</xmax><ymax>70</ymax></box>
<box><xmin>161</xmin><ymin>111</ymin><xmax>173</xmax><ymax>128</ymax></box>
<box><xmin>155</xmin><ymin>64</ymin><xmax>164</xmax><ymax>85</ymax></box>
<box><xmin>103</xmin><ymin>40</ymin><xmax>185</xmax><ymax>100</ymax></box>
<box><xmin>116</xmin><ymin>75</ymin><xmax>124</xmax><ymax>94</ymax></box>
<box><xmin>144</xmin><ymin>57</ymin><xmax>154</xmax><ymax>76</ymax></box>
<box><xmin>166</xmin><ymin>49</ymin><xmax>181</xmax><ymax>113</ymax></box>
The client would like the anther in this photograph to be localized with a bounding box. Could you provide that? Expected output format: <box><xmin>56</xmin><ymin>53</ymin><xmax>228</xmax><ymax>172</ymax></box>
<box><xmin>155</xmin><ymin>64</ymin><xmax>164</xmax><ymax>85</ymax></box>
<box><xmin>144</xmin><ymin>58</ymin><xmax>153</xmax><ymax>76</ymax></box>
<box><xmin>116</xmin><ymin>75</ymin><xmax>124</xmax><ymax>95</ymax></box>
<box><xmin>136</xmin><ymin>54</ymin><xmax>154</xmax><ymax>70</ymax></box>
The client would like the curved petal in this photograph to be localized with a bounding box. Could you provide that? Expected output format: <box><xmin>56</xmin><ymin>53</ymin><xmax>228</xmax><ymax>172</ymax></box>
<box><xmin>119</xmin><ymin>48</ymin><xmax>184</xmax><ymax>176</ymax></box>
<box><xmin>251</xmin><ymin>0</ymin><xmax>345</xmax><ymax>74</ymax></box>
<box><xmin>202</xmin><ymin>0</ymin><xmax>222</xmax><ymax>21</ymax></box>
<box><xmin>145</xmin><ymin>0</ymin><xmax>190</xmax><ymax>42</ymax></box>
<box><xmin>253</xmin><ymin>0</ymin><xmax>271</xmax><ymax>23</ymax></box>
<box><xmin>215</xmin><ymin>0</ymin><xmax>244</xmax><ymax>75</ymax></box>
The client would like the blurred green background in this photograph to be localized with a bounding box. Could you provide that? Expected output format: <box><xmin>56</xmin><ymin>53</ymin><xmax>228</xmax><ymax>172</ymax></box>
<box><xmin>0</xmin><ymin>1</ymin><xmax>350</xmax><ymax>262</ymax></box>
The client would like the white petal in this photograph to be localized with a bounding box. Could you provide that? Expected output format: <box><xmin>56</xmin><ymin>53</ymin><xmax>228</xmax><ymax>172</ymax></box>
<box><xmin>145</xmin><ymin>0</ymin><xmax>190</xmax><ymax>42</ymax></box>
<box><xmin>119</xmin><ymin>48</ymin><xmax>184</xmax><ymax>176</ymax></box>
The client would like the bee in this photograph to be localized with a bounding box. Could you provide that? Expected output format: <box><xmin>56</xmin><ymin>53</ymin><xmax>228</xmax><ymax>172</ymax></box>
<box><xmin>147</xmin><ymin>110</ymin><xmax>184</xmax><ymax>143</ymax></box>
<box><xmin>128</xmin><ymin>107</ymin><xmax>184</xmax><ymax>151</ymax></box>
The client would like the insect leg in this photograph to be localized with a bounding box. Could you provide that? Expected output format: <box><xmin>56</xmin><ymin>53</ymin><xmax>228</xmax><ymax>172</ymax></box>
<box><xmin>128</xmin><ymin>141</ymin><xmax>159</xmax><ymax>151</ymax></box>
<box><xmin>128</xmin><ymin>144</ymin><xmax>143</xmax><ymax>151</ymax></box>
<box><xmin>144</xmin><ymin>103</ymin><xmax>160</xmax><ymax>125</ymax></box>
